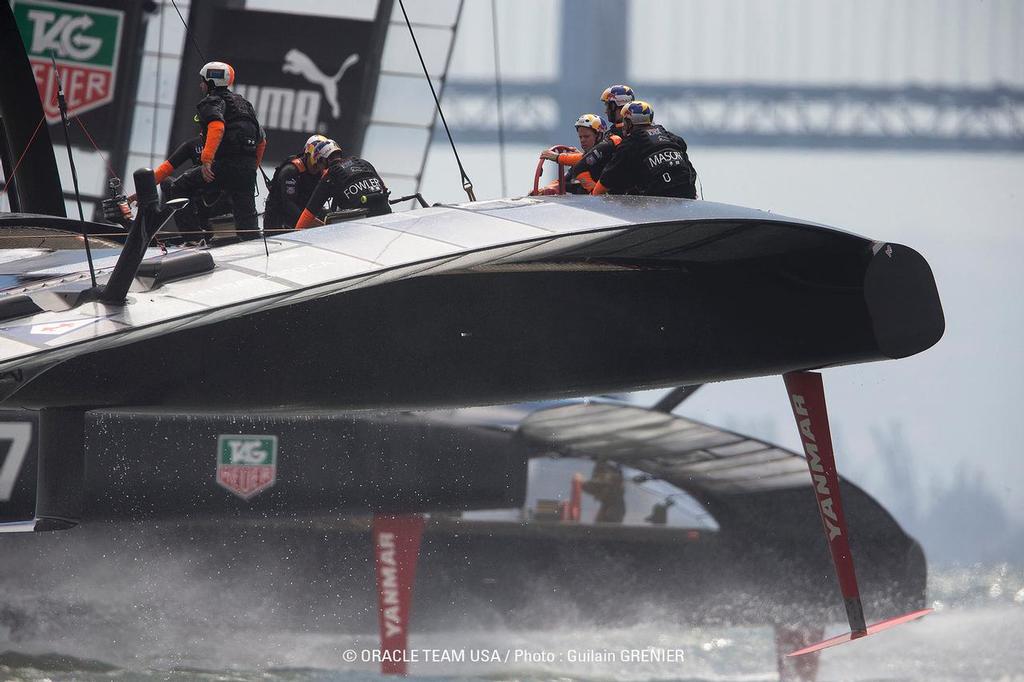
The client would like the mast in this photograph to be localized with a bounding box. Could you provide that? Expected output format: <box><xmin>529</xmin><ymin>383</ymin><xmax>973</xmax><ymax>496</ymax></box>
<box><xmin>0</xmin><ymin>3</ymin><xmax>64</xmax><ymax>216</ymax></box>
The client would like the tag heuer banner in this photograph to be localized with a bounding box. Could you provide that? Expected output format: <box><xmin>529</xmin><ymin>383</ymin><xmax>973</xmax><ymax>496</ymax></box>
<box><xmin>11</xmin><ymin>0</ymin><xmax>144</xmax><ymax>152</ymax></box>
<box><xmin>170</xmin><ymin>7</ymin><xmax>382</xmax><ymax>166</ymax></box>
<box><xmin>216</xmin><ymin>434</ymin><xmax>278</xmax><ymax>500</ymax></box>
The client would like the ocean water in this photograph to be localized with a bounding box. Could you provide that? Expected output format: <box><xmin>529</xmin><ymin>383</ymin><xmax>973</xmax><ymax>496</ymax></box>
<box><xmin>1</xmin><ymin>524</ymin><xmax>1021</xmax><ymax>682</ymax></box>
<box><xmin>1</xmin><ymin>602</ymin><xmax>1021</xmax><ymax>681</ymax></box>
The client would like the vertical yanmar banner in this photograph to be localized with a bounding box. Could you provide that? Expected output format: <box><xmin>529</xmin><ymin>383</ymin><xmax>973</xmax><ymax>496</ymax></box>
<box><xmin>372</xmin><ymin>514</ymin><xmax>425</xmax><ymax>675</ymax></box>
<box><xmin>171</xmin><ymin>8</ymin><xmax>379</xmax><ymax>166</ymax></box>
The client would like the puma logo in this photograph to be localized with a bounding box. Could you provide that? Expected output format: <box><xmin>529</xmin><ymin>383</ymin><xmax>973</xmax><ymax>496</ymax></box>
<box><xmin>282</xmin><ymin>49</ymin><xmax>360</xmax><ymax>120</ymax></box>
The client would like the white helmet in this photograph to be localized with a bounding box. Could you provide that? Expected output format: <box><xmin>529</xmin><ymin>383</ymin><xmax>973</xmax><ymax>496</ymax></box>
<box><xmin>308</xmin><ymin>139</ymin><xmax>342</xmax><ymax>169</ymax></box>
<box><xmin>305</xmin><ymin>134</ymin><xmax>328</xmax><ymax>148</ymax></box>
<box><xmin>573</xmin><ymin>113</ymin><xmax>607</xmax><ymax>133</ymax></box>
<box><xmin>303</xmin><ymin>134</ymin><xmax>329</xmax><ymax>168</ymax></box>
<box><xmin>199</xmin><ymin>61</ymin><xmax>235</xmax><ymax>88</ymax></box>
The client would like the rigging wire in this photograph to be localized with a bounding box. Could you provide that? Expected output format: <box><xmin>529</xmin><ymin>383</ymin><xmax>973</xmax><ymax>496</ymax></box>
<box><xmin>74</xmin><ymin>119</ymin><xmax>118</xmax><ymax>179</ymax></box>
<box><xmin>50</xmin><ymin>52</ymin><xmax>97</xmax><ymax>287</ymax></box>
<box><xmin>150</xmin><ymin>0</ymin><xmax>166</xmax><ymax>168</ymax></box>
<box><xmin>398</xmin><ymin>0</ymin><xmax>476</xmax><ymax>202</ymax></box>
<box><xmin>168</xmin><ymin>2</ymin><xmax>272</xmax><ymax>188</ymax></box>
<box><xmin>164</xmin><ymin>0</ymin><xmax>271</xmax><ymax>257</ymax></box>
<box><xmin>0</xmin><ymin>227</ymin><xmax>293</xmax><ymax>241</ymax></box>
<box><xmin>491</xmin><ymin>0</ymin><xmax>507</xmax><ymax>197</ymax></box>
<box><xmin>170</xmin><ymin>0</ymin><xmax>205</xmax><ymax>63</ymax></box>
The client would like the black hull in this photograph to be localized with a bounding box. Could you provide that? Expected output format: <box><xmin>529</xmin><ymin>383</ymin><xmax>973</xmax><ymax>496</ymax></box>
<box><xmin>5</xmin><ymin>221</ymin><xmax>943</xmax><ymax>410</ymax></box>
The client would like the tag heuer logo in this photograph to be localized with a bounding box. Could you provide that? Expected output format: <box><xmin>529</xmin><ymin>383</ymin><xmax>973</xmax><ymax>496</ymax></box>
<box><xmin>12</xmin><ymin>0</ymin><xmax>124</xmax><ymax>123</ymax></box>
<box><xmin>216</xmin><ymin>435</ymin><xmax>278</xmax><ymax>500</ymax></box>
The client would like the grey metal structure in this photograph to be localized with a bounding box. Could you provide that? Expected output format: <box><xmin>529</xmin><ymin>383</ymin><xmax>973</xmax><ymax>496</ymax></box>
<box><xmin>445</xmin><ymin>81</ymin><xmax>1024</xmax><ymax>152</ymax></box>
<box><xmin>443</xmin><ymin>0</ymin><xmax>1024</xmax><ymax>152</ymax></box>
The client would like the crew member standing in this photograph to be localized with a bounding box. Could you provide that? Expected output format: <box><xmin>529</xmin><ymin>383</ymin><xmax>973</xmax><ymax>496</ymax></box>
<box><xmin>591</xmin><ymin>100</ymin><xmax>697</xmax><ymax>199</ymax></box>
<box><xmin>294</xmin><ymin>139</ymin><xmax>391</xmax><ymax>229</ymax></box>
<box><xmin>581</xmin><ymin>461</ymin><xmax>626</xmax><ymax>524</ymax></box>
<box><xmin>166</xmin><ymin>61</ymin><xmax>266</xmax><ymax>240</ymax></box>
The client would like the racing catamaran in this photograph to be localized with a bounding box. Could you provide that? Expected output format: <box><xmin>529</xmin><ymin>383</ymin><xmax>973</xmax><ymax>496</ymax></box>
<box><xmin>0</xmin><ymin>1</ymin><xmax>943</xmax><ymax>675</ymax></box>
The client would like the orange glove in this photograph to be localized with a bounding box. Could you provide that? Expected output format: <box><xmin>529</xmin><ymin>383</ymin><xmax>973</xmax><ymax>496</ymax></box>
<box><xmin>295</xmin><ymin>208</ymin><xmax>322</xmax><ymax>230</ymax></box>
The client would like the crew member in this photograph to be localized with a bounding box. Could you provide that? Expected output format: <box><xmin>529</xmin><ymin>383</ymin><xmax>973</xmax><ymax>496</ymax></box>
<box><xmin>294</xmin><ymin>139</ymin><xmax>391</xmax><ymax>229</ymax></box>
<box><xmin>600</xmin><ymin>84</ymin><xmax>635</xmax><ymax>137</ymax></box>
<box><xmin>103</xmin><ymin>126</ymin><xmax>226</xmax><ymax>235</ymax></box>
<box><xmin>154</xmin><ymin>125</ymin><xmax>203</xmax><ymax>186</ymax></box>
<box><xmin>165</xmin><ymin>61</ymin><xmax>266</xmax><ymax>241</ymax></box>
<box><xmin>263</xmin><ymin>134</ymin><xmax>330</xmax><ymax>230</ymax></box>
<box><xmin>538</xmin><ymin>113</ymin><xmax>607</xmax><ymax>193</ymax></box>
<box><xmin>565</xmin><ymin>84</ymin><xmax>636</xmax><ymax>185</ymax></box>
<box><xmin>159</xmin><ymin>123</ymin><xmax>232</xmax><ymax>237</ymax></box>
<box><xmin>539</xmin><ymin>87</ymin><xmax>634</xmax><ymax>194</ymax></box>
<box><xmin>591</xmin><ymin>100</ymin><xmax>697</xmax><ymax>199</ymax></box>
<box><xmin>581</xmin><ymin>461</ymin><xmax>626</xmax><ymax>524</ymax></box>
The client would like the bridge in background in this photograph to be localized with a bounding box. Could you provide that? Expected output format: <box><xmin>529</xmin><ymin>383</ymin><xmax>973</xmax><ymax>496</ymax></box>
<box><xmin>441</xmin><ymin>0</ymin><xmax>1024</xmax><ymax>151</ymax></box>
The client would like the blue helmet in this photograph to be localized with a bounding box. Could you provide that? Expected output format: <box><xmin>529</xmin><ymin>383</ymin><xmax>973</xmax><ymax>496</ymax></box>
<box><xmin>600</xmin><ymin>84</ymin><xmax>635</xmax><ymax>107</ymax></box>
<box><xmin>621</xmin><ymin>100</ymin><xmax>654</xmax><ymax>125</ymax></box>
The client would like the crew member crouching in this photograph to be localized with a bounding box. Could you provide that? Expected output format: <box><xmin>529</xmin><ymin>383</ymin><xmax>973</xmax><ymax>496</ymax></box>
<box><xmin>294</xmin><ymin>139</ymin><xmax>391</xmax><ymax>229</ymax></box>
<box><xmin>591</xmin><ymin>100</ymin><xmax>697</xmax><ymax>199</ymax></box>
<box><xmin>263</xmin><ymin>134</ymin><xmax>330</xmax><ymax>230</ymax></box>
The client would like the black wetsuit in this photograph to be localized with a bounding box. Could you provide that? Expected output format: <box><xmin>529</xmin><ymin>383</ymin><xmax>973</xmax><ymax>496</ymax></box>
<box><xmin>597</xmin><ymin>124</ymin><xmax>697</xmax><ymax>198</ymax></box>
<box><xmin>264</xmin><ymin>156</ymin><xmax>322</xmax><ymax>229</ymax></box>
<box><xmin>167</xmin><ymin>135</ymin><xmax>203</xmax><ymax>169</ymax></box>
<box><xmin>167</xmin><ymin>88</ymin><xmax>264</xmax><ymax>238</ymax></box>
<box><xmin>304</xmin><ymin>157</ymin><xmax>391</xmax><ymax>219</ymax></box>
<box><xmin>568</xmin><ymin>130</ymin><xmax>622</xmax><ymax>192</ymax></box>
<box><xmin>164</xmin><ymin>135</ymin><xmax>231</xmax><ymax>234</ymax></box>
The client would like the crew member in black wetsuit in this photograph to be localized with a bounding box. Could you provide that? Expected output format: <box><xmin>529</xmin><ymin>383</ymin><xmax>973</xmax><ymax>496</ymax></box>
<box><xmin>157</xmin><ymin>126</ymin><xmax>229</xmax><ymax>236</ymax></box>
<box><xmin>599</xmin><ymin>84</ymin><xmax>635</xmax><ymax>138</ymax></box>
<box><xmin>552</xmin><ymin>85</ymin><xmax>634</xmax><ymax>191</ymax></box>
<box><xmin>591</xmin><ymin>100</ymin><xmax>697</xmax><ymax>199</ymax></box>
<box><xmin>103</xmin><ymin>126</ymin><xmax>217</xmax><ymax>232</ymax></box>
<box><xmin>165</xmin><ymin>61</ymin><xmax>266</xmax><ymax>240</ymax></box>
<box><xmin>263</xmin><ymin>134</ymin><xmax>330</xmax><ymax>230</ymax></box>
<box><xmin>294</xmin><ymin>139</ymin><xmax>391</xmax><ymax>229</ymax></box>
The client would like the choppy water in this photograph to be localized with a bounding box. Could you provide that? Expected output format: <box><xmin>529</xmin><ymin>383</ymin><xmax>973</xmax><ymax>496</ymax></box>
<box><xmin>1</xmin><ymin>526</ymin><xmax>1021</xmax><ymax>682</ymax></box>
